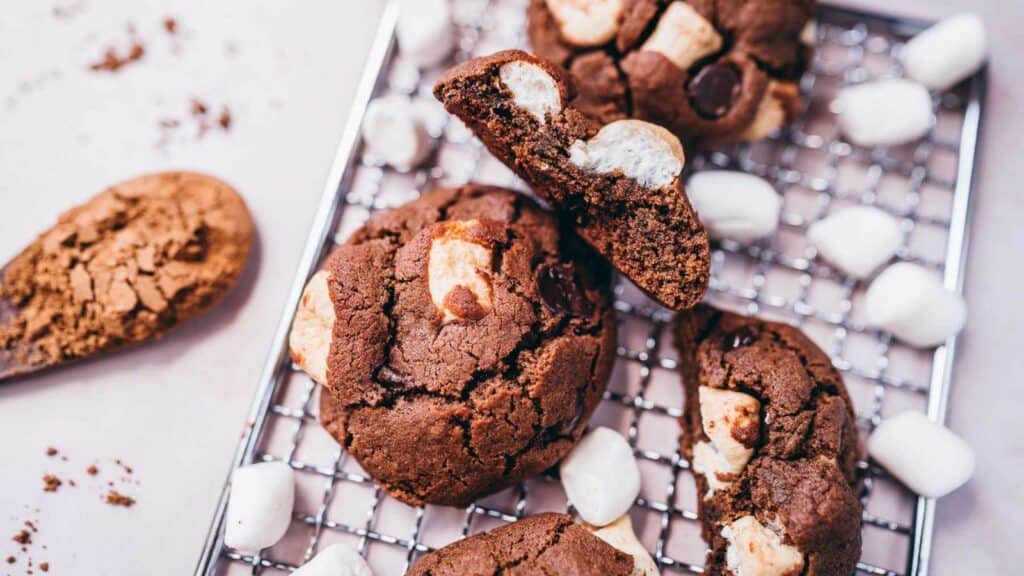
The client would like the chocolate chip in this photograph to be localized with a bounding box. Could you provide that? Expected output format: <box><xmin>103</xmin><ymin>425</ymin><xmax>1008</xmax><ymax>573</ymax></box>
<box><xmin>726</xmin><ymin>326</ymin><xmax>758</xmax><ymax>349</ymax></box>
<box><xmin>689</xmin><ymin>63</ymin><xmax>741</xmax><ymax>119</ymax></box>
<box><xmin>537</xmin><ymin>263</ymin><xmax>593</xmax><ymax>316</ymax></box>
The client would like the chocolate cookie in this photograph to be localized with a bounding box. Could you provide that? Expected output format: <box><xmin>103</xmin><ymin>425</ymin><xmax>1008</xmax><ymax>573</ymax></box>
<box><xmin>434</xmin><ymin>50</ymin><xmax>709</xmax><ymax>311</ymax></box>
<box><xmin>528</xmin><ymin>0</ymin><xmax>814</xmax><ymax>149</ymax></box>
<box><xmin>676</xmin><ymin>306</ymin><xmax>862</xmax><ymax>575</ymax></box>
<box><xmin>295</xmin><ymin>185</ymin><xmax>616</xmax><ymax>506</ymax></box>
<box><xmin>407</xmin><ymin>513</ymin><xmax>635</xmax><ymax>576</ymax></box>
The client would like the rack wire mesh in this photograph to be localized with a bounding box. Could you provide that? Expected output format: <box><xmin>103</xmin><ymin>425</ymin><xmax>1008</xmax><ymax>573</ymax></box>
<box><xmin>195</xmin><ymin>1</ymin><xmax>983</xmax><ymax>574</ymax></box>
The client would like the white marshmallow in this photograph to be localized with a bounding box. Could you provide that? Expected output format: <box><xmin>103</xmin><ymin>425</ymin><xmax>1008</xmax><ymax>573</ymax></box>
<box><xmin>835</xmin><ymin>79</ymin><xmax>933</xmax><ymax>147</ymax></box>
<box><xmin>641</xmin><ymin>2</ymin><xmax>723</xmax><ymax>70</ymax></box>
<box><xmin>569</xmin><ymin>120</ymin><xmax>685</xmax><ymax>189</ymax></box>
<box><xmin>800</xmin><ymin>20</ymin><xmax>817</xmax><ymax>46</ymax></box>
<box><xmin>902</xmin><ymin>13</ymin><xmax>987</xmax><ymax>91</ymax></box>
<box><xmin>868</xmin><ymin>411</ymin><xmax>974</xmax><ymax>498</ymax></box>
<box><xmin>590</xmin><ymin>515</ymin><xmax>660</xmax><ymax>576</ymax></box>
<box><xmin>864</xmin><ymin>262</ymin><xmax>966</xmax><ymax>348</ymax></box>
<box><xmin>499</xmin><ymin>61</ymin><xmax>562</xmax><ymax>125</ymax></box>
<box><xmin>545</xmin><ymin>0</ymin><xmax>622</xmax><ymax>47</ymax></box>
<box><xmin>722</xmin><ymin>516</ymin><xmax>804</xmax><ymax>576</ymax></box>
<box><xmin>362</xmin><ymin>96</ymin><xmax>432</xmax><ymax>169</ymax></box>
<box><xmin>293</xmin><ymin>543</ymin><xmax>374</xmax><ymax>576</ymax></box>
<box><xmin>427</xmin><ymin>220</ymin><xmax>494</xmax><ymax>323</ymax></box>
<box><xmin>559</xmin><ymin>427</ymin><xmax>641</xmax><ymax>526</ymax></box>
<box><xmin>224</xmin><ymin>462</ymin><xmax>295</xmax><ymax>553</ymax></box>
<box><xmin>397</xmin><ymin>0</ymin><xmax>454</xmax><ymax>67</ymax></box>
<box><xmin>289</xmin><ymin>270</ymin><xmax>335</xmax><ymax>385</ymax></box>
<box><xmin>807</xmin><ymin>206</ymin><xmax>903</xmax><ymax>279</ymax></box>
<box><xmin>687</xmin><ymin>171</ymin><xmax>781</xmax><ymax>242</ymax></box>
<box><xmin>739</xmin><ymin>82</ymin><xmax>796</xmax><ymax>142</ymax></box>
<box><xmin>699</xmin><ymin>387</ymin><xmax>759</xmax><ymax>474</ymax></box>
<box><xmin>691</xmin><ymin>440</ymin><xmax>734</xmax><ymax>497</ymax></box>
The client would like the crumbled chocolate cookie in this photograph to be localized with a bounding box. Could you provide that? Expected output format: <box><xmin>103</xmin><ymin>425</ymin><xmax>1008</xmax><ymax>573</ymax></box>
<box><xmin>528</xmin><ymin>0</ymin><xmax>813</xmax><ymax>149</ymax></box>
<box><xmin>307</xmin><ymin>185</ymin><xmax>616</xmax><ymax>506</ymax></box>
<box><xmin>675</xmin><ymin>306</ymin><xmax>862</xmax><ymax>575</ymax></box>
<box><xmin>407</xmin><ymin>513</ymin><xmax>635</xmax><ymax>575</ymax></box>
<box><xmin>434</xmin><ymin>50</ymin><xmax>709</xmax><ymax>311</ymax></box>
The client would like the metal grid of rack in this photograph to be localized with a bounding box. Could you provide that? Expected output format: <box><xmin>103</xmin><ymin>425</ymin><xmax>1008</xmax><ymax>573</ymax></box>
<box><xmin>195</xmin><ymin>1</ymin><xmax>983</xmax><ymax>574</ymax></box>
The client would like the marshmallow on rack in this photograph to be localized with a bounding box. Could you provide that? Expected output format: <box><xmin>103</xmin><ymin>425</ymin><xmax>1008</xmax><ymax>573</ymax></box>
<box><xmin>590</xmin><ymin>515</ymin><xmax>661</xmax><ymax>576</ymax></box>
<box><xmin>396</xmin><ymin>0</ymin><xmax>454</xmax><ymax>67</ymax></box>
<box><xmin>559</xmin><ymin>427</ymin><xmax>641</xmax><ymax>526</ymax></box>
<box><xmin>868</xmin><ymin>411</ymin><xmax>974</xmax><ymax>498</ymax></box>
<box><xmin>836</xmin><ymin>79</ymin><xmax>933</xmax><ymax>147</ymax></box>
<box><xmin>686</xmin><ymin>171</ymin><xmax>781</xmax><ymax>243</ymax></box>
<box><xmin>224</xmin><ymin>462</ymin><xmax>295</xmax><ymax>553</ymax></box>
<box><xmin>362</xmin><ymin>95</ymin><xmax>432</xmax><ymax>170</ymax></box>
<box><xmin>808</xmin><ymin>205</ymin><xmax>903</xmax><ymax>279</ymax></box>
<box><xmin>293</xmin><ymin>543</ymin><xmax>374</xmax><ymax>576</ymax></box>
<box><xmin>864</xmin><ymin>262</ymin><xmax>967</xmax><ymax>348</ymax></box>
<box><xmin>902</xmin><ymin>13</ymin><xmax>988</xmax><ymax>91</ymax></box>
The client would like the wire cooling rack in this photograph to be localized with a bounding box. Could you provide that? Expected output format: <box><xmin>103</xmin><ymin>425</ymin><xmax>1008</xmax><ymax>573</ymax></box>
<box><xmin>195</xmin><ymin>1</ymin><xmax>983</xmax><ymax>575</ymax></box>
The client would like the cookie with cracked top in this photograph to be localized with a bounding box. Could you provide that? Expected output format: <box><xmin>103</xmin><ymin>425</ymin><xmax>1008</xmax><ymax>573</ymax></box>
<box><xmin>407</xmin><ymin>513</ymin><xmax>635</xmax><ymax>575</ymax></box>
<box><xmin>528</xmin><ymin>0</ymin><xmax>814</xmax><ymax>150</ymax></box>
<box><xmin>434</xmin><ymin>50</ymin><xmax>709</xmax><ymax>311</ymax></box>
<box><xmin>675</xmin><ymin>305</ymin><xmax>862</xmax><ymax>575</ymax></box>
<box><xmin>292</xmin><ymin>184</ymin><xmax>616</xmax><ymax>506</ymax></box>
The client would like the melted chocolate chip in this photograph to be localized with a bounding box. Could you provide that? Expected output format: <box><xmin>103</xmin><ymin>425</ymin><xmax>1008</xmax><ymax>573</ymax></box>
<box><xmin>537</xmin><ymin>263</ymin><xmax>593</xmax><ymax>316</ymax></box>
<box><xmin>689</xmin><ymin>63</ymin><xmax>741</xmax><ymax>119</ymax></box>
<box><xmin>726</xmin><ymin>326</ymin><xmax>758</xmax><ymax>349</ymax></box>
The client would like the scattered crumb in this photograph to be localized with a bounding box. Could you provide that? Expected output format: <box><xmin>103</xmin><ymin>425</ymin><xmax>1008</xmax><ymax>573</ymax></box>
<box><xmin>12</xmin><ymin>530</ymin><xmax>31</xmax><ymax>545</ymax></box>
<box><xmin>40</xmin><ymin>561</ymin><xmax>50</xmax><ymax>572</ymax></box>
<box><xmin>42</xmin><ymin>475</ymin><xmax>62</xmax><ymax>493</ymax></box>
<box><xmin>115</xmin><ymin>459</ymin><xmax>134</xmax><ymax>475</ymax></box>
<box><xmin>218</xmin><ymin>107</ymin><xmax>232</xmax><ymax>130</ymax></box>
<box><xmin>163</xmin><ymin>17</ymin><xmax>178</xmax><ymax>34</ymax></box>
<box><xmin>45</xmin><ymin>447</ymin><xmax>58</xmax><ymax>457</ymax></box>
<box><xmin>89</xmin><ymin>40</ymin><xmax>145</xmax><ymax>72</ymax></box>
<box><xmin>68</xmin><ymin>479</ymin><xmax>77</xmax><ymax>487</ymax></box>
<box><xmin>25</xmin><ymin>521</ymin><xmax>37</xmax><ymax>533</ymax></box>
<box><xmin>5</xmin><ymin>556</ymin><xmax>14</xmax><ymax>564</ymax></box>
<box><xmin>191</xmin><ymin>98</ymin><xmax>208</xmax><ymax>116</ymax></box>
<box><xmin>86</xmin><ymin>465</ymin><xmax>98</xmax><ymax>476</ymax></box>
<box><xmin>105</xmin><ymin>490</ymin><xmax>135</xmax><ymax>508</ymax></box>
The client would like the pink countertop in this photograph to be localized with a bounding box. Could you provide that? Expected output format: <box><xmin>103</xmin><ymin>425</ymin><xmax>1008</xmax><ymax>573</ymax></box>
<box><xmin>0</xmin><ymin>1</ymin><xmax>1020</xmax><ymax>574</ymax></box>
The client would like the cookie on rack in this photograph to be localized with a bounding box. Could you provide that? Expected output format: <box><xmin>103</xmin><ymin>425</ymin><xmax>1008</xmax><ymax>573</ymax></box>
<box><xmin>434</xmin><ymin>50</ymin><xmax>709</xmax><ymax>311</ymax></box>
<box><xmin>675</xmin><ymin>305</ymin><xmax>862</xmax><ymax>575</ymax></box>
<box><xmin>407</xmin><ymin>513</ymin><xmax>639</xmax><ymax>575</ymax></box>
<box><xmin>290</xmin><ymin>184</ymin><xmax>616</xmax><ymax>506</ymax></box>
<box><xmin>528</xmin><ymin>0</ymin><xmax>814</xmax><ymax>149</ymax></box>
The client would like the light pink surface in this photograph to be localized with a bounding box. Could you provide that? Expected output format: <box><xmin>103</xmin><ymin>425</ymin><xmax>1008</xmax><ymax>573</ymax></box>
<box><xmin>0</xmin><ymin>1</ymin><xmax>1020</xmax><ymax>575</ymax></box>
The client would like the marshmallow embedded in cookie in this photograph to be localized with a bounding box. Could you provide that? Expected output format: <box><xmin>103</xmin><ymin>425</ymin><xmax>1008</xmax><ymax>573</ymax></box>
<box><xmin>902</xmin><ymin>13</ymin><xmax>987</xmax><ymax>91</ymax></box>
<box><xmin>569</xmin><ymin>120</ymin><xmax>685</xmax><ymax>189</ymax></box>
<box><xmin>499</xmin><ymin>60</ymin><xmax>563</xmax><ymax>124</ymax></box>
<box><xmin>868</xmin><ymin>411</ymin><xmax>974</xmax><ymax>498</ymax></box>
<box><xmin>544</xmin><ymin>0</ymin><xmax>623</xmax><ymax>47</ymax></box>
<box><xmin>864</xmin><ymin>262</ymin><xmax>966</xmax><ymax>347</ymax></box>
<box><xmin>289</xmin><ymin>270</ymin><xmax>336</xmax><ymax>385</ymax></box>
<box><xmin>740</xmin><ymin>82</ymin><xmax>799</xmax><ymax>142</ymax></box>
<box><xmin>807</xmin><ymin>206</ymin><xmax>903</xmax><ymax>279</ymax></box>
<box><xmin>721</xmin><ymin>516</ymin><xmax>805</xmax><ymax>576</ymax></box>
<box><xmin>426</xmin><ymin>220</ymin><xmax>495</xmax><ymax>323</ymax></box>
<box><xmin>397</xmin><ymin>0</ymin><xmax>454</xmax><ymax>67</ymax></box>
<box><xmin>687</xmin><ymin>171</ymin><xmax>780</xmax><ymax>242</ymax></box>
<box><xmin>293</xmin><ymin>543</ymin><xmax>374</xmax><ymax>576</ymax></box>
<box><xmin>224</xmin><ymin>462</ymin><xmax>295</xmax><ymax>553</ymax></box>
<box><xmin>362</xmin><ymin>95</ymin><xmax>432</xmax><ymax>169</ymax></box>
<box><xmin>559</xmin><ymin>426</ymin><xmax>641</xmax><ymax>526</ymax></box>
<box><xmin>641</xmin><ymin>2</ymin><xmax>722</xmax><ymax>71</ymax></box>
<box><xmin>692</xmin><ymin>387</ymin><xmax>760</xmax><ymax>495</ymax></box>
<box><xmin>590</xmin><ymin>515</ymin><xmax>661</xmax><ymax>576</ymax></box>
<box><xmin>836</xmin><ymin>79</ymin><xmax>934</xmax><ymax>147</ymax></box>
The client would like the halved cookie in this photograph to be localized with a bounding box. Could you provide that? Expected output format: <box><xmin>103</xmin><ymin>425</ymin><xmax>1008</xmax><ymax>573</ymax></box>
<box><xmin>434</xmin><ymin>50</ymin><xmax>709</xmax><ymax>311</ymax></box>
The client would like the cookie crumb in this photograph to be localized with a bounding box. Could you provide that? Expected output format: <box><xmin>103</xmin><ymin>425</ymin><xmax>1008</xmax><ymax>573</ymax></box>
<box><xmin>89</xmin><ymin>40</ymin><xmax>146</xmax><ymax>73</ymax></box>
<box><xmin>217</xmin><ymin>107</ymin><xmax>232</xmax><ymax>130</ymax></box>
<box><xmin>12</xmin><ymin>529</ymin><xmax>31</xmax><ymax>545</ymax></box>
<box><xmin>25</xmin><ymin>521</ymin><xmax>37</xmax><ymax>533</ymax></box>
<box><xmin>45</xmin><ymin>446</ymin><xmax>58</xmax><ymax>456</ymax></box>
<box><xmin>86</xmin><ymin>465</ymin><xmax>98</xmax><ymax>475</ymax></box>
<box><xmin>40</xmin><ymin>561</ymin><xmax>50</xmax><ymax>572</ymax></box>
<box><xmin>68</xmin><ymin>478</ymin><xmax>78</xmax><ymax>487</ymax></box>
<box><xmin>105</xmin><ymin>490</ymin><xmax>135</xmax><ymax>507</ymax></box>
<box><xmin>115</xmin><ymin>459</ymin><xmax>134</xmax><ymax>474</ymax></box>
<box><xmin>42</xmin><ymin>474</ymin><xmax>62</xmax><ymax>493</ymax></box>
<box><xmin>5</xmin><ymin>556</ymin><xmax>15</xmax><ymax>564</ymax></box>
<box><xmin>163</xmin><ymin>17</ymin><xmax>178</xmax><ymax>34</ymax></box>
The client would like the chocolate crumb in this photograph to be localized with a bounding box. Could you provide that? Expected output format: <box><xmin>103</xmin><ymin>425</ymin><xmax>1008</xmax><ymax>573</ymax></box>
<box><xmin>86</xmin><ymin>465</ymin><xmax>98</xmax><ymax>475</ymax></box>
<box><xmin>89</xmin><ymin>40</ymin><xmax>146</xmax><ymax>73</ymax></box>
<box><xmin>40</xmin><ymin>562</ymin><xmax>50</xmax><ymax>572</ymax></box>
<box><xmin>42</xmin><ymin>474</ymin><xmax>62</xmax><ymax>493</ymax></box>
<box><xmin>68</xmin><ymin>479</ymin><xmax>77</xmax><ymax>487</ymax></box>
<box><xmin>191</xmin><ymin>98</ymin><xmax>208</xmax><ymax>116</ymax></box>
<box><xmin>5</xmin><ymin>556</ymin><xmax>15</xmax><ymax>564</ymax></box>
<box><xmin>13</xmin><ymin>529</ymin><xmax>31</xmax><ymax>545</ymax></box>
<box><xmin>217</xmin><ymin>107</ymin><xmax>232</xmax><ymax>130</ymax></box>
<box><xmin>25</xmin><ymin>521</ymin><xmax>37</xmax><ymax>533</ymax></box>
<box><xmin>105</xmin><ymin>490</ymin><xmax>136</xmax><ymax>507</ymax></box>
<box><xmin>45</xmin><ymin>447</ymin><xmax>58</xmax><ymax>457</ymax></box>
<box><xmin>163</xmin><ymin>17</ymin><xmax>178</xmax><ymax>34</ymax></box>
<box><xmin>115</xmin><ymin>459</ymin><xmax>134</xmax><ymax>474</ymax></box>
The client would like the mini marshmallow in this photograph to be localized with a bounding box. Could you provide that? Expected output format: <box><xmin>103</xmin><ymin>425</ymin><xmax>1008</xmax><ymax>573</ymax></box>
<box><xmin>740</xmin><ymin>82</ymin><xmax>796</xmax><ymax>142</ymax></box>
<box><xmin>722</xmin><ymin>516</ymin><xmax>804</xmax><ymax>576</ymax></box>
<box><xmin>807</xmin><ymin>206</ymin><xmax>902</xmax><ymax>279</ymax></box>
<box><xmin>293</xmin><ymin>543</ymin><xmax>374</xmax><ymax>576</ymax></box>
<box><xmin>289</xmin><ymin>270</ymin><xmax>335</xmax><ymax>385</ymax></box>
<box><xmin>641</xmin><ymin>2</ymin><xmax>722</xmax><ymax>70</ymax></box>
<box><xmin>864</xmin><ymin>262</ymin><xmax>966</xmax><ymax>348</ymax></box>
<box><xmin>559</xmin><ymin>426</ymin><xmax>641</xmax><ymax>526</ymax></box>
<box><xmin>362</xmin><ymin>95</ymin><xmax>432</xmax><ymax>169</ymax></box>
<box><xmin>836</xmin><ymin>79</ymin><xmax>933</xmax><ymax>147</ymax></box>
<box><xmin>902</xmin><ymin>13</ymin><xmax>987</xmax><ymax>91</ymax></box>
<box><xmin>569</xmin><ymin>120</ymin><xmax>685</xmax><ymax>189</ymax></box>
<box><xmin>687</xmin><ymin>171</ymin><xmax>781</xmax><ymax>242</ymax></box>
<box><xmin>499</xmin><ymin>61</ymin><xmax>562</xmax><ymax>124</ymax></box>
<box><xmin>427</xmin><ymin>220</ymin><xmax>494</xmax><ymax>323</ymax></box>
<box><xmin>868</xmin><ymin>411</ymin><xmax>974</xmax><ymax>498</ymax></box>
<box><xmin>545</xmin><ymin>0</ymin><xmax>622</xmax><ymax>47</ymax></box>
<box><xmin>224</xmin><ymin>462</ymin><xmax>295</xmax><ymax>553</ymax></box>
<box><xmin>397</xmin><ymin>0</ymin><xmax>454</xmax><ymax>67</ymax></box>
<box><xmin>590</xmin><ymin>515</ymin><xmax>660</xmax><ymax>576</ymax></box>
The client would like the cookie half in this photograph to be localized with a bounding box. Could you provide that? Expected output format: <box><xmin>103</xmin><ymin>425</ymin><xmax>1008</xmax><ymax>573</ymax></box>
<box><xmin>528</xmin><ymin>0</ymin><xmax>813</xmax><ymax>149</ymax></box>
<box><xmin>290</xmin><ymin>185</ymin><xmax>616</xmax><ymax>506</ymax></box>
<box><xmin>675</xmin><ymin>306</ymin><xmax>862</xmax><ymax>575</ymax></box>
<box><xmin>434</xmin><ymin>50</ymin><xmax>709</xmax><ymax>311</ymax></box>
<box><xmin>407</xmin><ymin>513</ymin><xmax>636</xmax><ymax>575</ymax></box>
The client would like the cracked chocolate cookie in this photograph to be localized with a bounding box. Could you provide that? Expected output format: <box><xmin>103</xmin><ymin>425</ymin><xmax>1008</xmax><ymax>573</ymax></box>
<box><xmin>292</xmin><ymin>184</ymin><xmax>616</xmax><ymax>506</ymax></box>
<box><xmin>676</xmin><ymin>306</ymin><xmax>862</xmax><ymax>575</ymax></box>
<box><xmin>528</xmin><ymin>0</ymin><xmax>815</xmax><ymax>149</ymax></box>
<box><xmin>434</xmin><ymin>50</ymin><xmax>709</xmax><ymax>311</ymax></box>
<box><xmin>408</xmin><ymin>513</ymin><xmax>635</xmax><ymax>576</ymax></box>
